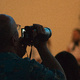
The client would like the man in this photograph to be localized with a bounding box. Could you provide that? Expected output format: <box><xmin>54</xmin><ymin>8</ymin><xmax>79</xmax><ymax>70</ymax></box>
<box><xmin>0</xmin><ymin>14</ymin><xmax>66</xmax><ymax>80</ymax></box>
<box><xmin>67</xmin><ymin>29</ymin><xmax>80</xmax><ymax>65</ymax></box>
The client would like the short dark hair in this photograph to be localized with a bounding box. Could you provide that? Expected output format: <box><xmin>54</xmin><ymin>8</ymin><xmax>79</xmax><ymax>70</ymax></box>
<box><xmin>74</xmin><ymin>28</ymin><xmax>80</xmax><ymax>34</ymax></box>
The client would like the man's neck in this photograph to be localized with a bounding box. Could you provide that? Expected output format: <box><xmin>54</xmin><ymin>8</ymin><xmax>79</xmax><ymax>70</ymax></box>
<box><xmin>0</xmin><ymin>46</ymin><xmax>17</xmax><ymax>54</ymax></box>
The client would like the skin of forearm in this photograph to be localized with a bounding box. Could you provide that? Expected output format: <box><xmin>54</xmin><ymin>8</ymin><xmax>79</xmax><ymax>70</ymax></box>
<box><xmin>37</xmin><ymin>44</ymin><xmax>65</xmax><ymax>74</ymax></box>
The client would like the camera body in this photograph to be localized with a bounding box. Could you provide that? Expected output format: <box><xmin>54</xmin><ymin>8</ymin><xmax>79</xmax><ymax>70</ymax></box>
<box><xmin>21</xmin><ymin>26</ymin><xmax>52</xmax><ymax>45</ymax></box>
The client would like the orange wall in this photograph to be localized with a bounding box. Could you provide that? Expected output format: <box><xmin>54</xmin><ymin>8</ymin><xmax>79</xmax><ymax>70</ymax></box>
<box><xmin>0</xmin><ymin>0</ymin><xmax>80</xmax><ymax>56</ymax></box>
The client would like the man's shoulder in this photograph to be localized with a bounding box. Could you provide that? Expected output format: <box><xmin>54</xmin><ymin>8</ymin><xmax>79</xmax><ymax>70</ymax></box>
<box><xmin>20</xmin><ymin>58</ymin><xmax>65</xmax><ymax>80</ymax></box>
<box><xmin>0</xmin><ymin>53</ymin><xmax>65</xmax><ymax>80</ymax></box>
<box><xmin>68</xmin><ymin>42</ymin><xmax>74</xmax><ymax>49</ymax></box>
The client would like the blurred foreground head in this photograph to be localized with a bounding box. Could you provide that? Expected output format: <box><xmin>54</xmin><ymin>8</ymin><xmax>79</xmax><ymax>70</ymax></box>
<box><xmin>55</xmin><ymin>51</ymin><xmax>79</xmax><ymax>80</ymax></box>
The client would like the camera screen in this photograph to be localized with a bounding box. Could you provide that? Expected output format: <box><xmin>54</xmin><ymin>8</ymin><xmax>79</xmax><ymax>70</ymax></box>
<box><xmin>21</xmin><ymin>28</ymin><xmax>26</xmax><ymax>38</ymax></box>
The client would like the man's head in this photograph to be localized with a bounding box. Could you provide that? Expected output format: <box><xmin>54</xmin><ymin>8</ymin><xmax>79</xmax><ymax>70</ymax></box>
<box><xmin>72</xmin><ymin>29</ymin><xmax>80</xmax><ymax>43</ymax></box>
<box><xmin>0</xmin><ymin>14</ymin><xmax>19</xmax><ymax>51</ymax></box>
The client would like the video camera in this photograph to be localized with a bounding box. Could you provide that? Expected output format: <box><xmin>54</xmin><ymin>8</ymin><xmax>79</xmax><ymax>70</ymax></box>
<box><xmin>21</xmin><ymin>25</ymin><xmax>52</xmax><ymax>45</ymax></box>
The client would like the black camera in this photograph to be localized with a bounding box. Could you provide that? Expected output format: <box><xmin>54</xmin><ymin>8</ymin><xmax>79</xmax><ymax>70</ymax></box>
<box><xmin>21</xmin><ymin>26</ymin><xmax>52</xmax><ymax>45</ymax></box>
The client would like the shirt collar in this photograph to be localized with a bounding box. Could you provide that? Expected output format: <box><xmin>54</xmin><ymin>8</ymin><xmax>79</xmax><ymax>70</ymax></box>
<box><xmin>0</xmin><ymin>52</ymin><xmax>21</xmax><ymax>60</ymax></box>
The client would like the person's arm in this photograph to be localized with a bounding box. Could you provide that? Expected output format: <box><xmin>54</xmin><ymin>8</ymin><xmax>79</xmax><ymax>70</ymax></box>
<box><xmin>33</xmin><ymin>24</ymin><xmax>66</xmax><ymax>76</ymax></box>
<box><xmin>37</xmin><ymin>42</ymin><xmax>64</xmax><ymax>72</ymax></box>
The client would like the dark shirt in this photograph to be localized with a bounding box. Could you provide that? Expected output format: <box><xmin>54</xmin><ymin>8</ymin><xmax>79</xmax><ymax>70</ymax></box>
<box><xmin>0</xmin><ymin>52</ymin><xmax>65</xmax><ymax>80</ymax></box>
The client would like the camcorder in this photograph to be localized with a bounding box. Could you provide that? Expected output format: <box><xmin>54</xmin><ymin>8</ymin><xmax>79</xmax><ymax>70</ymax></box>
<box><xmin>21</xmin><ymin>25</ymin><xmax>52</xmax><ymax>46</ymax></box>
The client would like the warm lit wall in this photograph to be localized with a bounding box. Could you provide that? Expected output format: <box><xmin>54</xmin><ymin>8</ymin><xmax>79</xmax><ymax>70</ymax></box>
<box><xmin>0</xmin><ymin>0</ymin><xmax>80</xmax><ymax>56</ymax></box>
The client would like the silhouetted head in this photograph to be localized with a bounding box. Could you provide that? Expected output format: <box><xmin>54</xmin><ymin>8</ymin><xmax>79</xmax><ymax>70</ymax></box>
<box><xmin>0</xmin><ymin>14</ymin><xmax>19</xmax><ymax>51</ymax></box>
<box><xmin>55</xmin><ymin>51</ymin><xmax>79</xmax><ymax>80</ymax></box>
<box><xmin>72</xmin><ymin>29</ymin><xmax>80</xmax><ymax>43</ymax></box>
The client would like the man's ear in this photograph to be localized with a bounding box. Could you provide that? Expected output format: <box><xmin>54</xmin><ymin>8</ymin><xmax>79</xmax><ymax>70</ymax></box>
<box><xmin>11</xmin><ymin>36</ymin><xmax>18</xmax><ymax>47</ymax></box>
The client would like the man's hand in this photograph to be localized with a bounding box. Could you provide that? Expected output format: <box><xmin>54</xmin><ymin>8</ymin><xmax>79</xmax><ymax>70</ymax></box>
<box><xmin>32</xmin><ymin>24</ymin><xmax>47</xmax><ymax>48</ymax></box>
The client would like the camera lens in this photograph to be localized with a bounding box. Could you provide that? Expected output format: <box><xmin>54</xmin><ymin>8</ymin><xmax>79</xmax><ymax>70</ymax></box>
<box><xmin>44</xmin><ymin>28</ymin><xmax>52</xmax><ymax>39</ymax></box>
<box><xmin>38</xmin><ymin>27</ymin><xmax>52</xmax><ymax>41</ymax></box>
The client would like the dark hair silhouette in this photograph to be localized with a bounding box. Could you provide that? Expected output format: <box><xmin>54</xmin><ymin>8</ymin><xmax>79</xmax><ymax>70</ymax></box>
<box><xmin>74</xmin><ymin>29</ymin><xmax>80</xmax><ymax>34</ymax></box>
<box><xmin>55</xmin><ymin>51</ymin><xmax>79</xmax><ymax>80</ymax></box>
